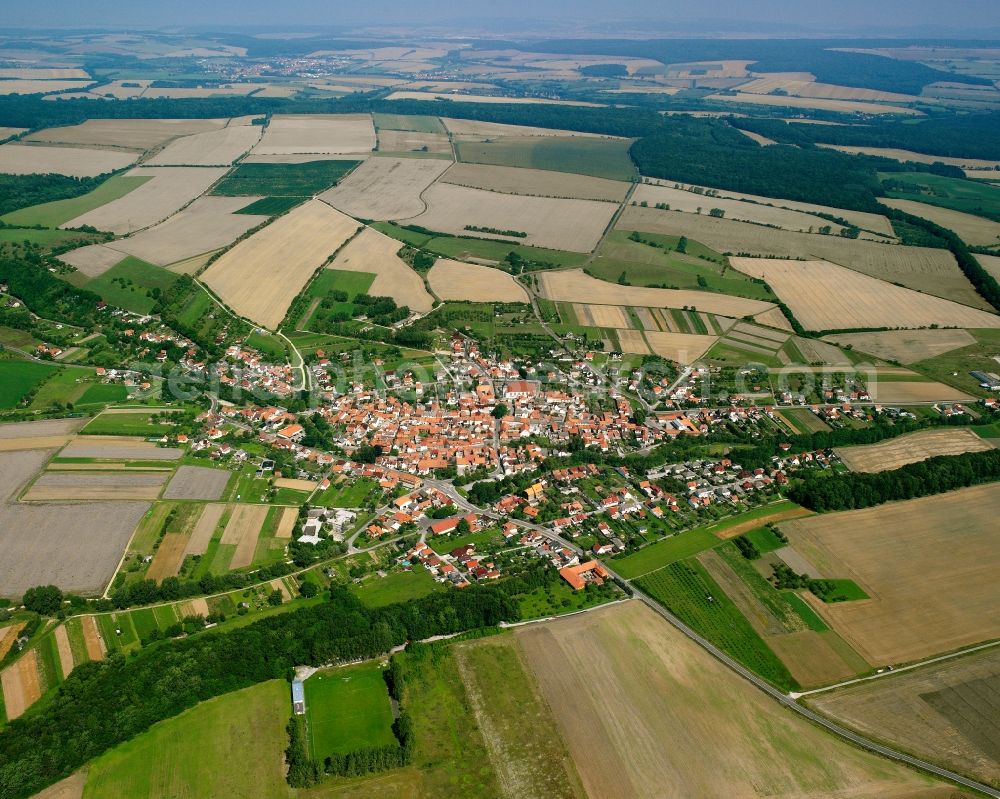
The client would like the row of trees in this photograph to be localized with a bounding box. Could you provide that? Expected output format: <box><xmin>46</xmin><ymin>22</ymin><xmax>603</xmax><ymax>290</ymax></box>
<box><xmin>0</xmin><ymin>584</ymin><xmax>520</xmax><ymax>799</ymax></box>
<box><xmin>789</xmin><ymin>448</ymin><xmax>1000</xmax><ymax>511</ymax></box>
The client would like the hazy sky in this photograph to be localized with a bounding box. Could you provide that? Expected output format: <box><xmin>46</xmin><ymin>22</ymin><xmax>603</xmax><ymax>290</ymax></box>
<box><xmin>5</xmin><ymin>0</ymin><xmax>1000</xmax><ymax>33</ymax></box>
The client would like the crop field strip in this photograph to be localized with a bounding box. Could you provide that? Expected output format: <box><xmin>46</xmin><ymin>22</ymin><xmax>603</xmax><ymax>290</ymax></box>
<box><xmin>781</xmin><ymin>483</ymin><xmax>1000</xmax><ymax>665</ymax></box>
<box><xmin>729</xmin><ymin>257</ymin><xmax>1000</xmax><ymax>331</ymax></box>
<box><xmin>0</xmin><ymin>143</ymin><xmax>137</xmax><ymax>177</ymax></box>
<box><xmin>218</xmin><ymin>504</ymin><xmax>269</xmax><ymax>570</ymax></box>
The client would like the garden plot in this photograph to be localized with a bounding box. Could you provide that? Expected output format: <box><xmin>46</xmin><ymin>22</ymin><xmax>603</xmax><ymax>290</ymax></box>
<box><xmin>202</xmin><ymin>199</ymin><xmax>360</xmax><ymax>329</ymax></box>
<box><xmin>782</xmin><ymin>483</ymin><xmax>1000</xmax><ymax>664</ymax></box>
<box><xmin>835</xmin><ymin>428</ymin><xmax>992</xmax><ymax>473</ymax></box>
<box><xmin>144</xmin><ymin>123</ymin><xmax>261</xmax><ymax>166</ymax></box>
<box><xmin>326</xmin><ymin>227</ymin><xmax>433</xmax><ymax>313</ymax></box>
<box><xmin>823</xmin><ymin>329</ymin><xmax>977</xmax><ymax>364</ymax></box>
<box><xmin>146</xmin><ymin>533</ymin><xmax>190</xmax><ymax>583</ymax></box>
<box><xmin>184</xmin><ymin>503</ymin><xmax>226</xmax><ymax>556</ymax></box>
<box><xmin>645</xmin><ymin>331</ymin><xmax>718</xmax><ymax>362</ymax></box>
<box><xmin>427</xmin><ymin>259</ymin><xmax>528</xmax><ymax>302</ymax></box>
<box><xmin>1</xmin><ymin>650</ymin><xmax>41</xmax><ymax>721</ymax></box>
<box><xmin>881</xmin><ymin>198</ymin><xmax>1000</xmax><ymax>247</ymax></box>
<box><xmin>0</xmin><ymin>143</ymin><xmax>136</xmax><ymax>177</ymax></box>
<box><xmin>22</xmin><ymin>471</ymin><xmax>167</xmax><ymax>501</ymax></box>
<box><xmin>102</xmin><ymin>196</ymin><xmax>268</xmax><ymax>266</ymax></box>
<box><xmin>442</xmin><ymin>162</ymin><xmax>629</xmax><ymax>202</ymax></box>
<box><xmin>26</xmin><ymin>118</ymin><xmax>228</xmax><ymax>150</ymax></box>
<box><xmin>620</xmin><ymin>207</ymin><xmax>987</xmax><ymax>308</ymax></box>
<box><xmin>62</xmin><ymin>167</ymin><xmax>228</xmax><ymax>235</ymax></box>
<box><xmin>538</xmin><ymin>269</ymin><xmax>775</xmax><ymax>318</ymax></box>
<box><xmin>377</xmin><ymin>128</ymin><xmax>451</xmax><ymax>154</ymax></box>
<box><xmin>319</xmin><ymin>155</ymin><xmax>451</xmax><ymax>220</ymax></box>
<box><xmin>728</xmin><ymin>257</ymin><xmax>1000</xmax><ymax>331</ymax></box>
<box><xmin>162</xmin><ymin>465</ymin><xmax>230</xmax><ymax>500</ymax></box>
<box><xmin>632</xmin><ymin>183</ymin><xmax>854</xmax><ymax>234</ymax></box>
<box><xmin>253</xmin><ymin>114</ymin><xmax>375</xmax><ymax>156</ymax></box>
<box><xmin>0</xmin><ymin>450</ymin><xmax>149</xmax><ymax>597</ymax></box>
<box><xmin>404</xmin><ymin>183</ymin><xmax>617</xmax><ymax>252</ymax></box>
<box><xmin>60</xmin><ymin>437</ymin><xmax>182</xmax><ymax>460</ymax></box>
<box><xmin>219</xmin><ymin>504</ymin><xmax>268</xmax><ymax>570</ymax></box>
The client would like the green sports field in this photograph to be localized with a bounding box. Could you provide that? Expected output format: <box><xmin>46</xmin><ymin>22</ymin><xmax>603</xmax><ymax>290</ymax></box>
<box><xmin>304</xmin><ymin>662</ymin><xmax>397</xmax><ymax>761</ymax></box>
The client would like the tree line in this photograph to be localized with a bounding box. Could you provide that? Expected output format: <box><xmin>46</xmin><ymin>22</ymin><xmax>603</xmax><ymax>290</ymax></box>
<box><xmin>789</xmin><ymin>448</ymin><xmax>1000</xmax><ymax>511</ymax></box>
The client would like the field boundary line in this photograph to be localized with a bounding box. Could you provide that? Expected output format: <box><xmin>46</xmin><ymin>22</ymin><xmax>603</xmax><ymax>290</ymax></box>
<box><xmin>791</xmin><ymin>637</ymin><xmax>1000</xmax><ymax>699</ymax></box>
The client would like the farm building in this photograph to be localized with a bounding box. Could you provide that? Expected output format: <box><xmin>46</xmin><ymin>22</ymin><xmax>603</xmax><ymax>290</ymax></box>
<box><xmin>559</xmin><ymin>560</ymin><xmax>610</xmax><ymax>591</ymax></box>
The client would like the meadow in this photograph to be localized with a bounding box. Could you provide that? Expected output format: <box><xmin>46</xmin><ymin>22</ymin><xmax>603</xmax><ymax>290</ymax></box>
<box><xmin>84</xmin><ymin>257</ymin><xmax>181</xmax><ymax>314</ymax></box>
<box><xmin>455</xmin><ymin>135</ymin><xmax>637</xmax><ymax>181</ymax></box>
<box><xmin>0</xmin><ymin>360</ymin><xmax>59</xmax><ymax>408</ymax></box>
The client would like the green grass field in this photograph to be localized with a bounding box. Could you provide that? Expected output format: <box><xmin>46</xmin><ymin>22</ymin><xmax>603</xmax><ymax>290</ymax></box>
<box><xmin>350</xmin><ymin>567</ymin><xmax>441</xmax><ymax>607</ymax></box>
<box><xmin>313</xmin><ymin>477</ymin><xmax>378</xmax><ymax>507</ymax></box>
<box><xmin>812</xmin><ymin>578</ymin><xmax>870</xmax><ymax>603</ymax></box>
<box><xmin>85</xmin><ymin>257</ymin><xmax>180</xmax><ymax>314</ymax></box>
<box><xmin>743</xmin><ymin>526</ymin><xmax>787</xmax><ymax>555</ymax></box>
<box><xmin>1</xmin><ymin>174</ymin><xmax>151</xmax><ymax>228</ymax></box>
<box><xmin>212</xmin><ymin>160</ymin><xmax>361</xmax><ymax>197</ymax></box>
<box><xmin>882</xmin><ymin>171</ymin><xmax>1000</xmax><ymax>222</ymax></box>
<box><xmin>637</xmin><ymin>560</ymin><xmax>797</xmax><ymax>691</ymax></box>
<box><xmin>305</xmin><ymin>662</ymin><xmax>397</xmax><ymax>760</ymax></box>
<box><xmin>81</xmin><ymin>410</ymin><xmax>179</xmax><ymax>436</ymax></box>
<box><xmin>77</xmin><ymin>382</ymin><xmax>129</xmax><ymax>405</ymax></box>
<box><xmin>374</xmin><ymin>113</ymin><xmax>446</xmax><ymax>133</ymax></box>
<box><xmin>0</xmin><ymin>359</ymin><xmax>59</xmax><ymax>408</ymax></box>
<box><xmin>82</xmin><ymin>680</ymin><xmax>291</xmax><ymax>799</ymax></box>
<box><xmin>455</xmin><ymin>136</ymin><xmax>637</xmax><ymax>181</ymax></box>
<box><xmin>234</xmin><ymin>196</ymin><xmax>302</xmax><ymax>216</ymax></box>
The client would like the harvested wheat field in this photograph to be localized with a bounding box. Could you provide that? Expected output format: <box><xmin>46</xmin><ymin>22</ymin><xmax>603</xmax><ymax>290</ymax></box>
<box><xmin>182</xmin><ymin>597</ymin><xmax>211</xmax><ymax>618</ymax></box>
<box><xmin>253</xmin><ymin>113</ymin><xmax>375</xmax><ymax>156</ymax></box>
<box><xmin>386</xmin><ymin>90</ymin><xmax>602</xmax><ymax>107</ymax></box>
<box><xmin>26</xmin><ymin>118</ymin><xmax>228</xmax><ymax>150</ymax></box>
<box><xmin>517</xmin><ymin>601</ymin><xmax>954</xmax><ymax>799</ymax></box>
<box><xmin>220</xmin><ymin>504</ymin><xmax>269</xmax><ymax>570</ymax></box>
<box><xmin>538</xmin><ymin>269</ymin><xmax>775</xmax><ymax>318</ymax></box>
<box><xmin>407</xmin><ymin>184</ymin><xmax>618</xmax><ymax>252</ymax></box>
<box><xmin>645</xmin><ymin>331</ymin><xmax>718</xmax><ymax>362</ymax></box>
<box><xmin>738</xmin><ymin>77</ymin><xmax>918</xmax><ymax>103</ymax></box>
<box><xmin>22</xmin><ymin>471</ymin><xmax>167</xmax><ymax>501</ymax></box>
<box><xmin>0</xmin><ymin>623</ymin><xmax>24</xmax><ymax>660</ymax></box>
<box><xmin>163</xmin><ymin>465</ymin><xmax>231</xmax><ymax>500</ymax></box>
<box><xmin>326</xmin><ymin>226</ymin><xmax>433</xmax><ymax>313</ymax></box>
<box><xmin>753</xmin><ymin>307</ymin><xmax>795</xmax><ymax>332</ymax></box>
<box><xmin>0</xmin><ymin>68</ymin><xmax>90</xmax><ymax>80</ymax></box>
<box><xmin>643</xmin><ymin>178</ymin><xmax>897</xmax><ymax>238</ymax></box>
<box><xmin>782</xmin><ymin>484</ymin><xmax>1000</xmax><ymax>664</ymax></box>
<box><xmin>823</xmin><ymin>329</ymin><xmax>977</xmax><ymax>364</ymax></box>
<box><xmin>0</xmin><ymin>79</ymin><xmax>93</xmax><ymax>95</ymax></box>
<box><xmin>574</xmin><ymin>303</ymin><xmax>632</xmax><ymax>328</ymax></box>
<box><xmin>632</xmin><ymin>183</ymin><xmax>854</xmax><ymax>234</ymax></box>
<box><xmin>866</xmin><ymin>380</ymin><xmax>973</xmax><ymax>403</ymax></box>
<box><xmin>728</xmin><ymin>258</ymin><xmax>1000</xmax><ymax>331</ymax></box>
<box><xmin>56</xmin><ymin>244</ymin><xmax>125</xmax><ymax>278</ymax></box>
<box><xmin>145</xmin><ymin>123</ymin><xmax>261</xmax><ymax>166</ymax></box>
<box><xmin>428</xmin><ymin>259</ymin><xmax>528</xmax><ymax>302</ymax></box>
<box><xmin>707</xmin><ymin>92</ymin><xmax>922</xmax><ymax>115</ymax></box>
<box><xmin>442</xmin><ymin>118</ymin><xmax>606</xmax><ymax>139</ymax></box>
<box><xmin>818</xmin><ymin>144</ymin><xmax>1000</xmax><ymax>171</ymax></box>
<box><xmin>62</xmin><ymin>166</ymin><xmax>228</xmax><ymax>235</ymax></box>
<box><xmin>202</xmin><ymin>199</ymin><xmax>360</xmax><ymax>329</ymax></box>
<box><xmin>809</xmin><ymin>644</ymin><xmax>1000</xmax><ymax>788</ymax></box>
<box><xmin>0</xmin><ymin>143</ymin><xmax>136</xmax><ymax>177</ymax></box>
<box><xmin>442</xmin><ymin>162</ymin><xmax>628</xmax><ymax>202</ymax></box>
<box><xmin>622</xmin><ymin>208</ymin><xmax>989</xmax><ymax>307</ymax></box>
<box><xmin>615</xmin><ymin>328</ymin><xmax>650</xmax><ymax>354</ymax></box>
<box><xmin>836</xmin><ymin>428</ymin><xmax>992</xmax><ymax>473</ymax></box>
<box><xmin>61</xmin><ymin>437</ymin><xmax>182</xmax><ymax>460</ymax></box>
<box><xmin>273</xmin><ymin>477</ymin><xmax>316</xmax><ymax>492</ymax></box>
<box><xmin>320</xmin><ymin>155</ymin><xmax>450</xmax><ymax>220</ymax></box>
<box><xmin>146</xmin><ymin>533</ymin><xmax>190</xmax><ymax>582</ymax></box>
<box><xmin>275</xmin><ymin>507</ymin><xmax>297</xmax><ymax>539</ymax></box>
<box><xmin>53</xmin><ymin>623</ymin><xmax>74</xmax><ymax>679</ymax></box>
<box><xmin>882</xmin><ymin>198</ymin><xmax>1000</xmax><ymax>247</ymax></box>
<box><xmin>185</xmin><ymin>503</ymin><xmax>226</xmax><ymax>556</ymax></box>
<box><xmin>81</xmin><ymin>615</ymin><xmax>105</xmax><ymax>660</ymax></box>
<box><xmin>0</xmin><ymin>126</ymin><xmax>26</xmax><ymax>140</ymax></box>
<box><xmin>0</xmin><ymin>418</ymin><xmax>85</xmax><ymax>451</ymax></box>
<box><xmin>1</xmin><ymin>650</ymin><xmax>41</xmax><ymax>721</ymax></box>
<box><xmin>979</xmin><ymin>254</ymin><xmax>1000</xmax><ymax>282</ymax></box>
<box><xmin>104</xmin><ymin>196</ymin><xmax>268</xmax><ymax>266</ymax></box>
<box><xmin>28</xmin><ymin>772</ymin><xmax>86</xmax><ymax>799</ymax></box>
<box><xmin>377</xmin><ymin>128</ymin><xmax>451</xmax><ymax>154</ymax></box>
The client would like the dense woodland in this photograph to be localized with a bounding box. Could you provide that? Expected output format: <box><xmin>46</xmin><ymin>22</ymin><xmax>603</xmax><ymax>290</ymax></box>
<box><xmin>0</xmin><ymin>584</ymin><xmax>520</xmax><ymax>799</ymax></box>
<box><xmin>789</xmin><ymin>448</ymin><xmax>1000</xmax><ymax>511</ymax></box>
